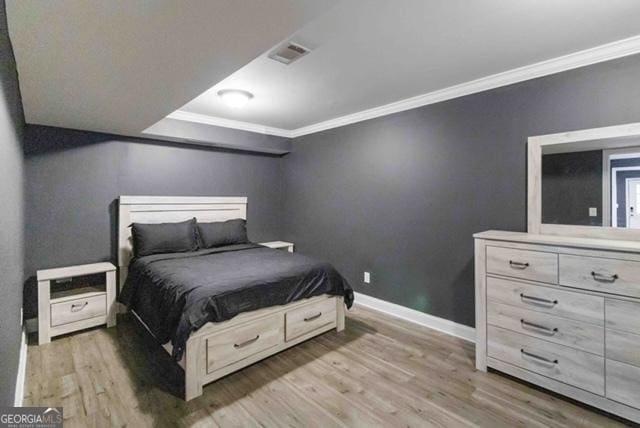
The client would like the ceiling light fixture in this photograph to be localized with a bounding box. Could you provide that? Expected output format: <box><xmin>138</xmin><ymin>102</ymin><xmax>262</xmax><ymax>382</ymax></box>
<box><xmin>217</xmin><ymin>89</ymin><xmax>253</xmax><ymax>109</ymax></box>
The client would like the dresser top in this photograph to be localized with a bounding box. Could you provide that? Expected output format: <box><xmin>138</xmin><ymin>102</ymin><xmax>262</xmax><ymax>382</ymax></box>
<box><xmin>474</xmin><ymin>230</ymin><xmax>640</xmax><ymax>253</ymax></box>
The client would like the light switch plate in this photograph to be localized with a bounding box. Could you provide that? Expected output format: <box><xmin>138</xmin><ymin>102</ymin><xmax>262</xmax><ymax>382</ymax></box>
<box><xmin>363</xmin><ymin>271</ymin><xmax>371</xmax><ymax>284</ymax></box>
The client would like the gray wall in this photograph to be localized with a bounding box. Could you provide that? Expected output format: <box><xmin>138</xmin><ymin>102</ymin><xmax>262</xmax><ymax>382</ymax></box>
<box><xmin>542</xmin><ymin>150</ymin><xmax>603</xmax><ymax>226</ymax></box>
<box><xmin>23</xmin><ymin>126</ymin><xmax>285</xmax><ymax>315</ymax></box>
<box><xmin>283</xmin><ymin>54</ymin><xmax>640</xmax><ymax>327</ymax></box>
<box><xmin>0</xmin><ymin>0</ymin><xmax>25</xmax><ymax>406</ymax></box>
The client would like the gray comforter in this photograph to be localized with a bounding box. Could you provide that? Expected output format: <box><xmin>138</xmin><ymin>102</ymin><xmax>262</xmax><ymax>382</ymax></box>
<box><xmin>119</xmin><ymin>244</ymin><xmax>353</xmax><ymax>360</ymax></box>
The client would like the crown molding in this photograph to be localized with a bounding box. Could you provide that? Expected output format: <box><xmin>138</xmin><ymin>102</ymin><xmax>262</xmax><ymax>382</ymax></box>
<box><xmin>166</xmin><ymin>110</ymin><xmax>294</xmax><ymax>138</ymax></box>
<box><xmin>169</xmin><ymin>35</ymin><xmax>640</xmax><ymax>140</ymax></box>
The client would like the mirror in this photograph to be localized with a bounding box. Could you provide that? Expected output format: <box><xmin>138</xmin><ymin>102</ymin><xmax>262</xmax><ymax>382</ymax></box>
<box><xmin>541</xmin><ymin>137</ymin><xmax>640</xmax><ymax>229</ymax></box>
<box><xmin>528</xmin><ymin>122</ymin><xmax>640</xmax><ymax>240</ymax></box>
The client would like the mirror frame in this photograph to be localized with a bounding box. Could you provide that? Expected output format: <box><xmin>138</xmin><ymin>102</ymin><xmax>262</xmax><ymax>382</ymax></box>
<box><xmin>528</xmin><ymin>122</ymin><xmax>640</xmax><ymax>241</ymax></box>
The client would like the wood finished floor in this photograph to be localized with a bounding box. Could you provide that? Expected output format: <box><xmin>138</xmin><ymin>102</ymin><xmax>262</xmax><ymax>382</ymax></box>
<box><xmin>25</xmin><ymin>306</ymin><xmax>632</xmax><ymax>427</ymax></box>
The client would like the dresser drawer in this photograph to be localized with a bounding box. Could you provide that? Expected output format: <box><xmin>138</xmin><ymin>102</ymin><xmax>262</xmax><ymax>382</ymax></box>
<box><xmin>559</xmin><ymin>254</ymin><xmax>640</xmax><ymax>298</ymax></box>
<box><xmin>50</xmin><ymin>294</ymin><xmax>106</xmax><ymax>327</ymax></box>
<box><xmin>606</xmin><ymin>360</ymin><xmax>640</xmax><ymax>409</ymax></box>
<box><xmin>605</xmin><ymin>298</ymin><xmax>640</xmax><ymax>334</ymax></box>
<box><xmin>206</xmin><ymin>313</ymin><xmax>284</xmax><ymax>374</ymax></box>
<box><xmin>607</xmin><ymin>329</ymin><xmax>640</xmax><ymax>367</ymax></box>
<box><xmin>285</xmin><ymin>297</ymin><xmax>336</xmax><ymax>341</ymax></box>
<box><xmin>487</xmin><ymin>246</ymin><xmax>558</xmax><ymax>284</ymax></box>
<box><xmin>486</xmin><ymin>277</ymin><xmax>604</xmax><ymax>326</ymax></box>
<box><xmin>488</xmin><ymin>326</ymin><xmax>604</xmax><ymax>395</ymax></box>
<box><xmin>487</xmin><ymin>302</ymin><xmax>603</xmax><ymax>355</ymax></box>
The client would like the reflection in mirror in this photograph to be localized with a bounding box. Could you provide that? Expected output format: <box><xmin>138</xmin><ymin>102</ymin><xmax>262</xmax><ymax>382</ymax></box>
<box><xmin>541</xmin><ymin>138</ymin><xmax>640</xmax><ymax>229</ymax></box>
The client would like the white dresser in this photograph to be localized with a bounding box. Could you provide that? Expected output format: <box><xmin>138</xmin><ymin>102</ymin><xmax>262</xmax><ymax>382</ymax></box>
<box><xmin>475</xmin><ymin>230</ymin><xmax>640</xmax><ymax>423</ymax></box>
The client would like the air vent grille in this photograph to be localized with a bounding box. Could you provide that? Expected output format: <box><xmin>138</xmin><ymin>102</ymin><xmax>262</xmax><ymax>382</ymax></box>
<box><xmin>268</xmin><ymin>42</ymin><xmax>310</xmax><ymax>65</ymax></box>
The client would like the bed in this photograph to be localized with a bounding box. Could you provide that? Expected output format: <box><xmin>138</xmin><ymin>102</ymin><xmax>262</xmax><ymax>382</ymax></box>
<box><xmin>117</xmin><ymin>196</ymin><xmax>353</xmax><ymax>400</ymax></box>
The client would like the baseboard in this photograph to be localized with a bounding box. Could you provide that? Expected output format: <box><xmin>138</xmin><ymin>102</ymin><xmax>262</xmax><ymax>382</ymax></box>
<box><xmin>14</xmin><ymin>326</ymin><xmax>27</xmax><ymax>407</ymax></box>
<box><xmin>353</xmin><ymin>292</ymin><xmax>476</xmax><ymax>342</ymax></box>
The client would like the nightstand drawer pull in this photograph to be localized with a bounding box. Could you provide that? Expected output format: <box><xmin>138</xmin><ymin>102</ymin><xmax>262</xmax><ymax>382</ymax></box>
<box><xmin>234</xmin><ymin>335</ymin><xmax>260</xmax><ymax>349</ymax></box>
<box><xmin>591</xmin><ymin>271</ymin><xmax>618</xmax><ymax>283</ymax></box>
<box><xmin>521</xmin><ymin>348</ymin><xmax>558</xmax><ymax>366</ymax></box>
<box><xmin>520</xmin><ymin>319</ymin><xmax>558</xmax><ymax>335</ymax></box>
<box><xmin>520</xmin><ymin>293</ymin><xmax>558</xmax><ymax>307</ymax></box>
<box><xmin>304</xmin><ymin>312</ymin><xmax>322</xmax><ymax>322</ymax></box>
<box><xmin>70</xmin><ymin>302</ymin><xmax>88</xmax><ymax>312</ymax></box>
<box><xmin>509</xmin><ymin>260</ymin><xmax>530</xmax><ymax>269</ymax></box>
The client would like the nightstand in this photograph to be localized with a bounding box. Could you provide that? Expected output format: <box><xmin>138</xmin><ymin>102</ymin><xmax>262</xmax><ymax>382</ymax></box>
<box><xmin>259</xmin><ymin>241</ymin><xmax>295</xmax><ymax>253</ymax></box>
<box><xmin>36</xmin><ymin>262</ymin><xmax>117</xmax><ymax>345</ymax></box>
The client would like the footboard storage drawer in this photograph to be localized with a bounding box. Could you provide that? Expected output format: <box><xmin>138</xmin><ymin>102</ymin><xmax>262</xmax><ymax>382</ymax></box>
<box><xmin>206</xmin><ymin>313</ymin><xmax>284</xmax><ymax>373</ymax></box>
<box><xmin>486</xmin><ymin>246</ymin><xmax>558</xmax><ymax>284</ymax></box>
<box><xmin>486</xmin><ymin>277</ymin><xmax>604</xmax><ymax>325</ymax></box>
<box><xmin>487</xmin><ymin>302</ymin><xmax>604</xmax><ymax>355</ymax></box>
<box><xmin>559</xmin><ymin>254</ymin><xmax>640</xmax><ymax>298</ymax></box>
<box><xmin>487</xmin><ymin>326</ymin><xmax>605</xmax><ymax>395</ymax></box>
<box><xmin>607</xmin><ymin>360</ymin><xmax>640</xmax><ymax>409</ymax></box>
<box><xmin>50</xmin><ymin>294</ymin><xmax>106</xmax><ymax>327</ymax></box>
<box><xmin>285</xmin><ymin>297</ymin><xmax>337</xmax><ymax>341</ymax></box>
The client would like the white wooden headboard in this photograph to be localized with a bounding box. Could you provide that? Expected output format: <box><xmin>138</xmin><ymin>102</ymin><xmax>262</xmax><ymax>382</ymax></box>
<box><xmin>118</xmin><ymin>196</ymin><xmax>247</xmax><ymax>285</ymax></box>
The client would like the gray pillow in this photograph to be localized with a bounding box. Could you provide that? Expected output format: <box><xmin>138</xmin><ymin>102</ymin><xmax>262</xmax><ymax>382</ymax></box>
<box><xmin>131</xmin><ymin>218</ymin><xmax>198</xmax><ymax>257</ymax></box>
<box><xmin>197</xmin><ymin>219</ymin><xmax>248</xmax><ymax>248</ymax></box>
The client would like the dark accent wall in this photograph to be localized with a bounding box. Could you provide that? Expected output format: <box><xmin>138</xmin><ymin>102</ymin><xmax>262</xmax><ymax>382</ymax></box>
<box><xmin>541</xmin><ymin>150</ymin><xmax>603</xmax><ymax>226</ymax></box>
<box><xmin>284</xmin><ymin>54</ymin><xmax>640</xmax><ymax>327</ymax></box>
<box><xmin>23</xmin><ymin>126</ymin><xmax>285</xmax><ymax>316</ymax></box>
<box><xmin>0</xmin><ymin>0</ymin><xmax>25</xmax><ymax>406</ymax></box>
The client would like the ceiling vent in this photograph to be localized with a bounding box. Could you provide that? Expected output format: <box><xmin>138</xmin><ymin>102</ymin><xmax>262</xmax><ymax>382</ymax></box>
<box><xmin>268</xmin><ymin>42</ymin><xmax>311</xmax><ymax>65</ymax></box>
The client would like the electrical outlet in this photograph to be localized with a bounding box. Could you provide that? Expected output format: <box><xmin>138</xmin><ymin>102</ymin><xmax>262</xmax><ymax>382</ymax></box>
<box><xmin>363</xmin><ymin>271</ymin><xmax>371</xmax><ymax>284</ymax></box>
<box><xmin>589</xmin><ymin>207</ymin><xmax>598</xmax><ymax>217</ymax></box>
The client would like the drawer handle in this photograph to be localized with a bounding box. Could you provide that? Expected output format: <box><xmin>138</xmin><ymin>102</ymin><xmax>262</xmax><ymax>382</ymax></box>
<box><xmin>591</xmin><ymin>271</ymin><xmax>618</xmax><ymax>283</ymax></box>
<box><xmin>520</xmin><ymin>293</ymin><xmax>558</xmax><ymax>307</ymax></box>
<box><xmin>70</xmin><ymin>302</ymin><xmax>88</xmax><ymax>312</ymax></box>
<box><xmin>520</xmin><ymin>349</ymin><xmax>558</xmax><ymax>366</ymax></box>
<box><xmin>509</xmin><ymin>260</ymin><xmax>530</xmax><ymax>269</ymax></box>
<box><xmin>520</xmin><ymin>319</ymin><xmax>558</xmax><ymax>336</ymax></box>
<box><xmin>234</xmin><ymin>335</ymin><xmax>260</xmax><ymax>349</ymax></box>
<box><xmin>304</xmin><ymin>312</ymin><xmax>322</xmax><ymax>322</ymax></box>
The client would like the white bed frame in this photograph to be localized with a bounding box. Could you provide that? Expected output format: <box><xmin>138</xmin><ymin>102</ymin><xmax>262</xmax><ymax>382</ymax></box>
<box><xmin>118</xmin><ymin>196</ymin><xmax>345</xmax><ymax>400</ymax></box>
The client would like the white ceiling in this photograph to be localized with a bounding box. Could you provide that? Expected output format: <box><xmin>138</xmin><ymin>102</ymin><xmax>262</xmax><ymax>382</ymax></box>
<box><xmin>6</xmin><ymin>0</ymin><xmax>337</xmax><ymax>136</ymax></box>
<box><xmin>178</xmin><ymin>0</ymin><xmax>640</xmax><ymax>131</ymax></box>
<box><xmin>7</xmin><ymin>0</ymin><xmax>640</xmax><ymax>140</ymax></box>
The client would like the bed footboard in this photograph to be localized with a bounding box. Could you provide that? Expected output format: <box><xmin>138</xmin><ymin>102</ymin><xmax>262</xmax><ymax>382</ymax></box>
<box><xmin>184</xmin><ymin>295</ymin><xmax>345</xmax><ymax>401</ymax></box>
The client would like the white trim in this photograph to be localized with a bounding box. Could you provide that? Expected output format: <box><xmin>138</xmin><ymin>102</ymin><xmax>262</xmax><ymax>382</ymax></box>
<box><xmin>14</xmin><ymin>327</ymin><xmax>27</xmax><ymax>406</ymax></box>
<box><xmin>353</xmin><ymin>292</ymin><xmax>475</xmax><ymax>342</ymax></box>
<box><xmin>166</xmin><ymin>110</ymin><xmax>294</xmax><ymax>138</ymax></box>
<box><xmin>169</xmin><ymin>35</ymin><xmax>640</xmax><ymax>139</ymax></box>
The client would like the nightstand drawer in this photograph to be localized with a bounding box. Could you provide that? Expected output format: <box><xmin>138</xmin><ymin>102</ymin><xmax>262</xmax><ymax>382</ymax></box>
<box><xmin>487</xmin><ymin>246</ymin><xmax>558</xmax><ymax>284</ymax></box>
<box><xmin>50</xmin><ymin>294</ymin><xmax>106</xmax><ymax>327</ymax></box>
